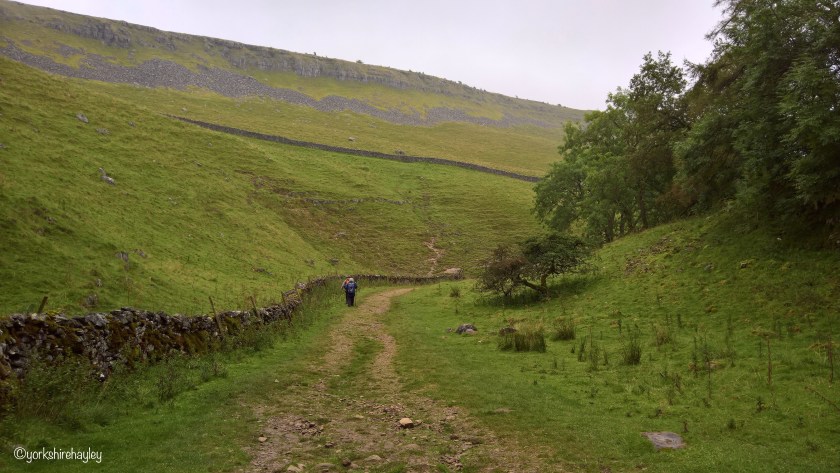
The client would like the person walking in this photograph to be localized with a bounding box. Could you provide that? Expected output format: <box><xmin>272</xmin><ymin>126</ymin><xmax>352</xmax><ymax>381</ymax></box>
<box><xmin>342</xmin><ymin>277</ymin><xmax>358</xmax><ymax>307</ymax></box>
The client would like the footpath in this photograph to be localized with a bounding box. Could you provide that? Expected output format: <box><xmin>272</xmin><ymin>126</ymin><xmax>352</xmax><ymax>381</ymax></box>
<box><xmin>243</xmin><ymin>288</ymin><xmax>548</xmax><ymax>472</ymax></box>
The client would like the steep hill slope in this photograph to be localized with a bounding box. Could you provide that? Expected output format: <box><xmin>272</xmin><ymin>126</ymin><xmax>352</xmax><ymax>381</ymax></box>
<box><xmin>0</xmin><ymin>56</ymin><xmax>540</xmax><ymax>315</ymax></box>
<box><xmin>0</xmin><ymin>0</ymin><xmax>586</xmax><ymax>175</ymax></box>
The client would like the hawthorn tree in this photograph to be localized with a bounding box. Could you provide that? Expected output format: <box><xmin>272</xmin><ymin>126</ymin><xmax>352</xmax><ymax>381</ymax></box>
<box><xmin>476</xmin><ymin>233</ymin><xmax>592</xmax><ymax>298</ymax></box>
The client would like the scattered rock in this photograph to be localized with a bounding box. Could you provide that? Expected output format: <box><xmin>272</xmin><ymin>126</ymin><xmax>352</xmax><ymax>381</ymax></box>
<box><xmin>128</xmin><ymin>121</ymin><xmax>136</xmax><ymax>127</ymax></box>
<box><xmin>364</xmin><ymin>454</ymin><xmax>382</xmax><ymax>463</ymax></box>
<box><xmin>96</xmin><ymin>127</ymin><xmax>109</xmax><ymax>135</ymax></box>
<box><xmin>442</xmin><ymin>268</ymin><xmax>463</xmax><ymax>278</ymax></box>
<box><xmin>115</xmin><ymin>251</ymin><xmax>129</xmax><ymax>263</ymax></box>
<box><xmin>399</xmin><ymin>417</ymin><xmax>414</xmax><ymax>428</ymax></box>
<box><xmin>347</xmin><ymin>137</ymin><xmax>355</xmax><ymax>142</ymax></box>
<box><xmin>455</xmin><ymin>324</ymin><xmax>477</xmax><ymax>335</ymax></box>
<box><xmin>76</xmin><ymin>112</ymin><xmax>88</xmax><ymax>123</ymax></box>
<box><xmin>286</xmin><ymin>464</ymin><xmax>304</xmax><ymax>473</ymax></box>
<box><xmin>258</xmin><ymin>436</ymin><xmax>268</xmax><ymax>443</ymax></box>
<box><xmin>328</xmin><ymin>258</ymin><xmax>340</xmax><ymax>266</ymax></box>
<box><xmin>315</xmin><ymin>463</ymin><xmax>334</xmax><ymax>471</ymax></box>
<box><xmin>642</xmin><ymin>431</ymin><xmax>685</xmax><ymax>450</ymax></box>
<box><xmin>98</xmin><ymin>167</ymin><xmax>115</xmax><ymax>185</ymax></box>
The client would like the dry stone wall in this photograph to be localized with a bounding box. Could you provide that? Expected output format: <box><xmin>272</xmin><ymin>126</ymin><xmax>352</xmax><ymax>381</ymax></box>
<box><xmin>173</xmin><ymin>117</ymin><xmax>541</xmax><ymax>183</ymax></box>
<box><xmin>0</xmin><ymin>273</ymin><xmax>462</xmax><ymax>382</ymax></box>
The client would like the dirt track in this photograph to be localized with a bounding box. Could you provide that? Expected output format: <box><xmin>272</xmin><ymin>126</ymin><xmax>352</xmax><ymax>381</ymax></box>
<box><xmin>243</xmin><ymin>288</ymin><xmax>550</xmax><ymax>472</ymax></box>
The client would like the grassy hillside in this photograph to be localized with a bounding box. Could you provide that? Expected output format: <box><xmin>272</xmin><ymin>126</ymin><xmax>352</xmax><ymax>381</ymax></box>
<box><xmin>0</xmin><ymin>0</ymin><xmax>585</xmax><ymax>176</ymax></box>
<box><xmin>0</xmin><ymin>56</ymin><xmax>540</xmax><ymax>316</ymax></box>
<box><xmin>104</xmin><ymin>83</ymin><xmax>565</xmax><ymax>177</ymax></box>
<box><xmin>387</xmin><ymin>215</ymin><xmax>840</xmax><ymax>472</ymax></box>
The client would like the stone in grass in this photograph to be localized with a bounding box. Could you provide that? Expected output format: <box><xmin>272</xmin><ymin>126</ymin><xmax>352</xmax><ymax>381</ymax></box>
<box><xmin>98</xmin><ymin>167</ymin><xmax>115</xmax><ymax>185</ymax></box>
<box><xmin>642</xmin><ymin>431</ymin><xmax>685</xmax><ymax>450</ymax></box>
<box><xmin>76</xmin><ymin>112</ymin><xmax>89</xmax><ymax>123</ymax></box>
<box><xmin>456</xmin><ymin>324</ymin><xmax>477</xmax><ymax>335</ymax></box>
<box><xmin>257</xmin><ymin>436</ymin><xmax>267</xmax><ymax>443</ymax></box>
<box><xmin>399</xmin><ymin>418</ymin><xmax>414</xmax><ymax>428</ymax></box>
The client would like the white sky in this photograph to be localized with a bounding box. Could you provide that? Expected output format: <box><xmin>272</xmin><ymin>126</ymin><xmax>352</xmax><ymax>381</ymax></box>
<box><xmin>19</xmin><ymin>0</ymin><xmax>724</xmax><ymax>110</ymax></box>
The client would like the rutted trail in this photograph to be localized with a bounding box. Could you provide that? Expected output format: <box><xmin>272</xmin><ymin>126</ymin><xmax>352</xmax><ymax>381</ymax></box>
<box><xmin>244</xmin><ymin>288</ymin><xmax>548</xmax><ymax>472</ymax></box>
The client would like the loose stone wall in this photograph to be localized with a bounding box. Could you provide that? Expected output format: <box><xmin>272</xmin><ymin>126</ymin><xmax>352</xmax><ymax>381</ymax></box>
<box><xmin>0</xmin><ymin>273</ymin><xmax>462</xmax><ymax>381</ymax></box>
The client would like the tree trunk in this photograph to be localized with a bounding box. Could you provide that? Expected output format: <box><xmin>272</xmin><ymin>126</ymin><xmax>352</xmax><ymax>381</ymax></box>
<box><xmin>519</xmin><ymin>277</ymin><xmax>548</xmax><ymax>297</ymax></box>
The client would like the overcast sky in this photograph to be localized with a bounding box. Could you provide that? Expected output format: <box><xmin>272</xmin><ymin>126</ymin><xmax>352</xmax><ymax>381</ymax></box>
<box><xmin>20</xmin><ymin>1</ymin><xmax>724</xmax><ymax>110</ymax></box>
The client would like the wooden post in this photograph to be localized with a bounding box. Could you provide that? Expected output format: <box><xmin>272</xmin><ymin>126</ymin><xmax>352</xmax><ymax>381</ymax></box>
<box><xmin>37</xmin><ymin>295</ymin><xmax>48</xmax><ymax>314</ymax></box>
<box><xmin>250</xmin><ymin>296</ymin><xmax>259</xmax><ymax>318</ymax></box>
<box><xmin>208</xmin><ymin>296</ymin><xmax>217</xmax><ymax>317</ymax></box>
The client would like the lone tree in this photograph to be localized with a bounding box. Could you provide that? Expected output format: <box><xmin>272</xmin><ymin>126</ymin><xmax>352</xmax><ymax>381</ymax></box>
<box><xmin>477</xmin><ymin>233</ymin><xmax>592</xmax><ymax>298</ymax></box>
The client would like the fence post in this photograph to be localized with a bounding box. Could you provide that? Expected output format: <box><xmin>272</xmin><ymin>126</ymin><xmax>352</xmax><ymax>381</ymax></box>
<box><xmin>37</xmin><ymin>296</ymin><xmax>49</xmax><ymax>314</ymax></box>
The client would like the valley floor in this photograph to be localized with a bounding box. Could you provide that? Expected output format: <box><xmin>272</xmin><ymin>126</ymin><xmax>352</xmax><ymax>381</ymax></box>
<box><xmin>243</xmin><ymin>288</ymin><xmax>550</xmax><ymax>472</ymax></box>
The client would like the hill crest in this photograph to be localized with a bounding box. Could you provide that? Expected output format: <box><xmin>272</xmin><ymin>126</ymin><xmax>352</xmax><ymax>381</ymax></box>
<box><xmin>0</xmin><ymin>0</ymin><xmax>585</xmax><ymax>126</ymax></box>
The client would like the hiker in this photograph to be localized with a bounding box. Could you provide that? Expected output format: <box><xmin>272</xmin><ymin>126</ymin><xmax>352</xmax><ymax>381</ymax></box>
<box><xmin>342</xmin><ymin>277</ymin><xmax>358</xmax><ymax>306</ymax></box>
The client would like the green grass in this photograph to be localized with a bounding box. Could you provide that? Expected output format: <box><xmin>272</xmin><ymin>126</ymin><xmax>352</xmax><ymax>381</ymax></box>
<box><xmin>385</xmin><ymin>216</ymin><xmax>840</xmax><ymax>472</ymax></box>
<box><xmin>0</xmin><ymin>282</ymin><xmax>349</xmax><ymax>472</ymax></box>
<box><xmin>0</xmin><ymin>0</ymin><xmax>584</xmax><ymax>177</ymax></box>
<box><xmin>0</xmin><ymin>56</ymin><xmax>540</xmax><ymax>315</ymax></box>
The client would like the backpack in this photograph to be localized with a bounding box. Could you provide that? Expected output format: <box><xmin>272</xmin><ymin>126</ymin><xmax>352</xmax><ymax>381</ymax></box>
<box><xmin>345</xmin><ymin>281</ymin><xmax>357</xmax><ymax>294</ymax></box>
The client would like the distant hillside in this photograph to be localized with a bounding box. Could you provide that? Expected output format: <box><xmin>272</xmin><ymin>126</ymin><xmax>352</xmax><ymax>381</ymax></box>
<box><xmin>0</xmin><ymin>55</ymin><xmax>541</xmax><ymax>315</ymax></box>
<box><xmin>0</xmin><ymin>0</ymin><xmax>585</xmax><ymax>128</ymax></box>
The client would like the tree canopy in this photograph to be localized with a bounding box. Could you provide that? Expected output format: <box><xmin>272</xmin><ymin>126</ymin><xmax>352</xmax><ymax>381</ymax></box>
<box><xmin>536</xmin><ymin>0</ymin><xmax>840</xmax><ymax>243</ymax></box>
<box><xmin>476</xmin><ymin>233</ymin><xmax>592</xmax><ymax>298</ymax></box>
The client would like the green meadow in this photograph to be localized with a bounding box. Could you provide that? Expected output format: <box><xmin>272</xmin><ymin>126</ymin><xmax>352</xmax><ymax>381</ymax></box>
<box><xmin>386</xmin><ymin>216</ymin><xmax>840</xmax><ymax>472</ymax></box>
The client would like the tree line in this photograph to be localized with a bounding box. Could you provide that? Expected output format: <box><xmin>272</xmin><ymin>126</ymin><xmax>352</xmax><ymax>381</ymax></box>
<box><xmin>478</xmin><ymin>0</ymin><xmax>838</xmax><ymax>298</ymax></box>
<box><xmin>534</xmin><ymin>0</ymin><xmax>839</xmax><ymax>244</ymax></box>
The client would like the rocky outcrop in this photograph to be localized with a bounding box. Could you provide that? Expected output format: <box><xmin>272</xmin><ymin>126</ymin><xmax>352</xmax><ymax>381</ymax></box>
<box><xmin>0</xmin><ymin>39</ymin><xmax>550</xmax><ymax>128</ymax></box>
<box><xmin>0</xmin><ymin>2</ymin><xmax>584</xmax><ymax>127</ymax></box>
